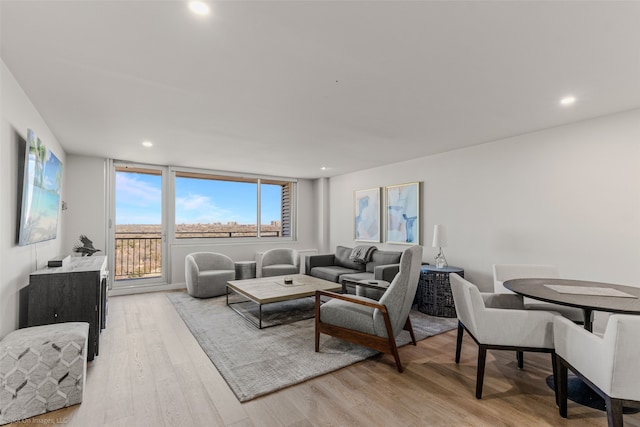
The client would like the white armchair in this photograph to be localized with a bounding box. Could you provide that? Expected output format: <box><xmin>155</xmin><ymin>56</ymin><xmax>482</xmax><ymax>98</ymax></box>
<box><xmin>185</xmin><ymin>252</ymin><xmax>235</xmax><ymax>298</ymax></box>
<box><xmin>493</xmin><ymin>264</ymin><xmax>585</xmax><ymax>323</ymax></box>
<box><xmin>260</xmin><ymin>248</ymin><xmax>299</xmax><ymax>278</ymax></box>
<box><xmin>554</xmin><ymin>315</ymin><xmax>640</xmax><ymax>426</ymax></box>
<box><xmin>450</xmin><ymin>273</ymin><xmax>561</xmax><ymax>399</ymax></box>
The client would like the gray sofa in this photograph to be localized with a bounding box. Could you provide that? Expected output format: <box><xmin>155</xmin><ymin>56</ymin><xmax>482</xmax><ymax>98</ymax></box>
<box><xmin>305</xmin><ymin>245</ymin><xmax>402</xmax><ymax>286</ymax></box>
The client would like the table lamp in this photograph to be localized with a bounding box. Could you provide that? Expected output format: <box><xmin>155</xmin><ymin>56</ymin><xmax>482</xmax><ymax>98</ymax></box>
<box><xmin>432</xmin><ymin>224</ymin><xmax>448</xmax><ymax>268</ymax></box>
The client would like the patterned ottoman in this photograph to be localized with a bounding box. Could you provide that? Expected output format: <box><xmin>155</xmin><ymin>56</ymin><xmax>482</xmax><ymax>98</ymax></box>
<box><xmin>0</xmin><ymin>322</ymin><xmax>89</xmax><ymax>425</ymax></box>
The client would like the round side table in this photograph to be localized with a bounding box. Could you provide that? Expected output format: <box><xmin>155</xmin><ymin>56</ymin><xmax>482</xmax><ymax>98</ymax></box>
<box><xmin>415</xmin><ymin>265</ymin><xmax>463</xmax><ymax>317</ymax></box>
<box><xmin>234</xmin><ymin>261</ymin><xmax>257</xmax><ymax>280</ymax></box>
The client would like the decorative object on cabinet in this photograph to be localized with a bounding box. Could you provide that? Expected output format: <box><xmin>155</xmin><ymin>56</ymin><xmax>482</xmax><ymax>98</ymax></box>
<box><xmin>19</xmin><ymin>256</ymin><xmax>108</xmax><ymax>361</ymax></box>
<box><xmin>354</xmin><ymin>187</ymin><xmax>381</xmax><ymax>242</ymax></box>
<box><xmin>385</xmin><ymin>182</ymin><xmax>420</xmax><ymax>244</ymax></box>
<box><xmin>72</xmin><ymin>234</ymin><xmax>101</xmax><ymax>256</ymax></box>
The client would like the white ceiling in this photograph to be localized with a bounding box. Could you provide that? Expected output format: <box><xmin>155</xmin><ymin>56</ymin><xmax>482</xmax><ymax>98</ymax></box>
<box><xmin>2</xmin><ymin>1</ymin><xmax>640</xmax><ymax>179</ymax></box>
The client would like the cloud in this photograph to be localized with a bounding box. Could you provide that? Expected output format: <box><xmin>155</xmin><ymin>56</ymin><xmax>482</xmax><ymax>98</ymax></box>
<box><xmin>116</xmin><ymin>173</ymin><xmax>162</xmax><ymax>206</ymax></box>
<box><xmin>176</xmin><ymin>193</ymin><xmax>238</xmax><ymax>224</ymax></box>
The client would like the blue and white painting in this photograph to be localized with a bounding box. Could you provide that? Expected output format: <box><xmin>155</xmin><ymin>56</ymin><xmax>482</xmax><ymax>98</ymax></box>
<box><xmin>385</xmin><ymin>182</ymin><xmax>420</xmax><ymax>244</ymax></box>
<box><xmin>354</xmin><ymin>187</ymin><xmax>380</xmax><ymax>242</ymax></box>
<box><xmin>19</xmin><ymin>129</ymin><xmax>62</xmax><ymax>245</ymax></box>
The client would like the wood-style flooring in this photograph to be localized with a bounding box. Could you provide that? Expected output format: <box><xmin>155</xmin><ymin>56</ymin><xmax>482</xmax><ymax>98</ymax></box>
<box><xmin>9</xmin><ymin>291</ymin><xmax>640</xmax><ymax>426</ymax></box>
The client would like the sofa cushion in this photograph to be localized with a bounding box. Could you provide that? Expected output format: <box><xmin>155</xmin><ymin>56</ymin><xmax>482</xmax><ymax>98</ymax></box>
<box><xmin>335</xmin><ymin>246</ymin><xmax>366</xmax><ymax>272</ymax></box>
<box><xmin>366</xmin><ymin>250</ymin><xmax>402</xmax><ymax>273</ymax></box>
<box><xmin>310</xmin><ymin>266</ymin><xmax>360</xmax><ymax>283</ymax></box>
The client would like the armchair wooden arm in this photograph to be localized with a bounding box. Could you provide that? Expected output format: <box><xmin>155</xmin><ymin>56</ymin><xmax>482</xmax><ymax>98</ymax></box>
<box><xmin>314</xmin><ymin>289</ymin><xmax>415</xmax><ymax>372</ymax></box>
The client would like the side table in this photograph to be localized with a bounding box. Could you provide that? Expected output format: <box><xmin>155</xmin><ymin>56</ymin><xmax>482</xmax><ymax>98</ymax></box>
<box><xmin>234</xmin><ymin>261</ymin><xmax>257</xmax><ymax>280</ymax></box>
<box><xmin>415</xmin><ymin>265</ymin><xmax>463</xmax><ymax>318</ymax></box>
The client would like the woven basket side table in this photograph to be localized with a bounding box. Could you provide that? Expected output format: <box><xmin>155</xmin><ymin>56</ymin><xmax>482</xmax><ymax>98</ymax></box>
<box><xmin>415</xmin><ymin>265</ymin><xmax>463</xmax><ymax>318</ymax></box>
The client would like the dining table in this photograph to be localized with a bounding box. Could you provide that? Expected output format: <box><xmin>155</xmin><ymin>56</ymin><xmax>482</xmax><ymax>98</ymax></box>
<box><xmin>504</xmin><ymin>277</ymin><xmax>640</xmax><ymax>413</ymax></box>
<box><xmin>504</xmin><ymin>278</ymin><xmax>640</xmax><ymax>332</ymax></box>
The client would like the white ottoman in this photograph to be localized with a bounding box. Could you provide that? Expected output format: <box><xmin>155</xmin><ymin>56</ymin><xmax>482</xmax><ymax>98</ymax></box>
<box><xmin>0</xmin><ymin>322</ymin><xmax>89</xmax><ymax>425</ymax></box>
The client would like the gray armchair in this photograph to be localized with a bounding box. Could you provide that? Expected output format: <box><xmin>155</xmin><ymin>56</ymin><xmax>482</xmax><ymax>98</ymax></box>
<box><xmin>315</xmin><ymin>245</ymin><xmax>423</xmax><ymax>372</ymax></box>
<box><xmin>185</xmin><ymin>252</ymin><xmax>235</xmax><ymax>298</ymax></box>
<box><xmin>260</xmin><ymin>248</ymin><xmax>299</xmax><ymax>277</ymax></box>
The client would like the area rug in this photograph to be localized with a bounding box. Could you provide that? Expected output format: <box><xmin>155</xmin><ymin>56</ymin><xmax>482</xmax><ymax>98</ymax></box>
<box><xmin>167</xmin><ymin>291</ymin><xmax>457</xmax><ymax>402</ymax></box>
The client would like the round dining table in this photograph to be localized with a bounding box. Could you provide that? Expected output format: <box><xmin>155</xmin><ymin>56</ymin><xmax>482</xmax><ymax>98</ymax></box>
<box><xmin>503</xmin><ymin>278</ymin><xmax>640</xmax><ymax>332</ymax></box>
<box><xmin>504</xmin><ymin>277</ymin><xmax>640</xmax><ymax>412</ymax></box>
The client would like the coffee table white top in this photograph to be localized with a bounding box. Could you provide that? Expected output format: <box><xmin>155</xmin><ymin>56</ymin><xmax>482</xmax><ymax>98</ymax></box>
<box><xmin>227</xmin><ymin>274</ymin><xmax>341</xmax><ymax>304</ymax></box>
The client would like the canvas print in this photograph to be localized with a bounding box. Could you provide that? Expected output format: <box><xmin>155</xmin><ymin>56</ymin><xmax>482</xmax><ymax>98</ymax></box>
<box><xmin>19</xmin><ymin>129</ymin><xmax>62</xmax><ymax>245</ymax></box>
<box><xmin>385</xmin><ymin>182</ymin><xmax>420</xmax><ymax>244</ymax></box>
<box><xmin>354</xmin><ymin>187</ymin><xmax>380</xmax><ymax>242</ymax></box>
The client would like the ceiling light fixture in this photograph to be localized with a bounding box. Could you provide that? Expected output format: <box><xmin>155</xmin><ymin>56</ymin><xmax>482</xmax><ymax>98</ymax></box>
<box><xmin>189</xmin><ymin>1</ymin><xmax>210</xmax><ymax>16</ymax></box>
<box><xmin>560</xmin><ymin>96</ymin><xmax>576</xmax><ymax>106</ymax></box>
<box><xmin>142</xmin><ymin>141</ymin><xmax>153</xmax><ymax>148</ymax></box>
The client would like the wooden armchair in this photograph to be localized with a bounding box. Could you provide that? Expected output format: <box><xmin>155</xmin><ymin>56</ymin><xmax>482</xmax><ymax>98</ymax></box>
<box><xmin>314</xmin><ymin>245</ymin><xmax>423</xmax><ymax>372</ymax></box>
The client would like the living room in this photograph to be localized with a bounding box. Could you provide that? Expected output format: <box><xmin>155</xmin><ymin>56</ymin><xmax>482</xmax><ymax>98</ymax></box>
<box><xmin>2</xmin><ymin>1</ymin><xmax>640</xmax><ymax>426</ymax></box>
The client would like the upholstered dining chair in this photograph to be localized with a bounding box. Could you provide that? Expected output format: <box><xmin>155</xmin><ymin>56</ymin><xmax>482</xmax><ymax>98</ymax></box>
<box><xmin>449</xmin><ymin>273</ymin><xmax>560</xmax><ymax>399</ymax></box>
<box><xmin>185</xmin><ymin>252</ymin><xmax>235</xmax><ymax>298</ymax></box>
<box><xmin>493</xmin><ymin>264</ymin><xmax>585</xmax><ymax>323</ymax></box>
<box><xmin>554</xmin><ymin>315</ymin><xmax>640</xmax><ymax>427</ymax></box>
<box><xmin>260</xmin><ymin>248</ymin><xmax>299</xmax><ymax>277</ymax></box>
<box><xmin>315</xmin><ymin>245</ymin><xmax>423</xmax><ymax>372</ymax></box>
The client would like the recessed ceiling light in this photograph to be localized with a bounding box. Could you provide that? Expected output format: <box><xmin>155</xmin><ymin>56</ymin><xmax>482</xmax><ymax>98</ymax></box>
<box><xmin>560</xmin><ymin>96</ymin><xmax>576</xmax><ymax>106</ymax></box>
<box><xmin>320</xmin><ymin>166</ymin><xmax>328</xmax><ymax>171</ymax></box>
<box><xmin>142</xmin><ymin>141</ymin><xmax>153</xmax><ymax>148</ymax></box>
<box><xmin>189</xmin><ymin>1</ymin><xmax>210</xmax><ymax>16</ymax></box>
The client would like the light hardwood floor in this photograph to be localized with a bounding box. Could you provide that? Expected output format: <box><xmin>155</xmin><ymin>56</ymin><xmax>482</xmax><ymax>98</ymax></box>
<box><xmin>10</xmin><ymin>291</ymin><xmax>640</xmax><ymax>427</ymax></box>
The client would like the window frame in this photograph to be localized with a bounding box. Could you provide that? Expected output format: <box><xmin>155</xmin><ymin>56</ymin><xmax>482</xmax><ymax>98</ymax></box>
<box><xmin>170</xmin><ymin>166</ymin><xmax>297</xmax><ymax>245</ymax></box>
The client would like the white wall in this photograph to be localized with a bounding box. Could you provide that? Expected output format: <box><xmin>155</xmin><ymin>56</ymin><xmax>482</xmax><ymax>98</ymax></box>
<box><xmin>64</xmin><ymin>155</ymin><xmax>108</xmax><ymax>258</ymax></box>
<box><xmin>0</xmin><ymin>61</ymin><xmax>67</xmax><ymax>337</ymax></box>
<box><xmin>330</xmin><ymin>109</ymin><xmax>640</xmax><ymax>293</ymax></box>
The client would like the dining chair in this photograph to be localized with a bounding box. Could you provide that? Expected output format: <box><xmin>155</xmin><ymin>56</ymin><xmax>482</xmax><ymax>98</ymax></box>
<box><xmin>449</xmin><ymin>273</ymin><xmax>560</xmax><ymax>399</ymax></box>
<box><xmin>554</xmin><ymin>315</ymin><xmax>640</xmax><ymax>427</ymax></box>
<box><xmin>314</xmin><ymin>245</ymin><xmax>422</xmax><ymax>372</ymax></box>
<box><xmin>492</xmin><ymin>264</ymin><xmax>585</xmax><ymax>324</ymax></box>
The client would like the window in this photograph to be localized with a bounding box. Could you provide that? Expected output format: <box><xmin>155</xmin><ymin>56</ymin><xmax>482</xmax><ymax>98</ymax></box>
<box><xmin>174</xmin><ymin>171</ymin><xmax>294</xmax><ymax>239</ymax></box>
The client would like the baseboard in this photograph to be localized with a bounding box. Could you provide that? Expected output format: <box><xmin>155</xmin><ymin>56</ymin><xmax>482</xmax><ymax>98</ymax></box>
<box><xmin>108</xmin><ymin>282</ymin><xmax>186</xmax><ymax>296</ymax></box>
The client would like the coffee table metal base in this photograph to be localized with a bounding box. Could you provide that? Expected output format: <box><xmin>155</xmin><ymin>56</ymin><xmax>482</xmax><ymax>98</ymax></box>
<box><xmin>226</xmin><ymin>287</ymin><xmax>316</xmax><ymax>329</ymax></box>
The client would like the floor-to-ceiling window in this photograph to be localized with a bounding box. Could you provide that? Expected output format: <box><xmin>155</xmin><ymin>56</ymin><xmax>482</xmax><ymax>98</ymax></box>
<box><xmin>111</xmin><ymin>163</ymin><xmax>167</xmax><ymax>287</ymax></box>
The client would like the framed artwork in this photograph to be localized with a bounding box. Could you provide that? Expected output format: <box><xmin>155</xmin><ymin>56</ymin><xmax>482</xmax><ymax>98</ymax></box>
<box><xmin>354</xmin><ymin>187</ymin><xmax>381</xmax><ymax>242</ymax></box>
<box><xmin>385</xmin><ymin>182</ymin><xmax>420</xmax><ymax>244</ymax></box>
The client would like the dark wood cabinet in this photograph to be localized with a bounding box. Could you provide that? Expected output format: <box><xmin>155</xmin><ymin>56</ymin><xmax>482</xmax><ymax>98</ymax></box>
<box><xmin>20</xmin><ymin>256</ymin><xmax>108</xmax><ymax>361</ymax></box>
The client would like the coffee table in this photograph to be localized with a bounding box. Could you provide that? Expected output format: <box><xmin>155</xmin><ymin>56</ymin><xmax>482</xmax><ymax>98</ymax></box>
<box><xmin>226</xmin><ymin>274</ymin><xmax>341</xmax><ymax>328</ymax></box>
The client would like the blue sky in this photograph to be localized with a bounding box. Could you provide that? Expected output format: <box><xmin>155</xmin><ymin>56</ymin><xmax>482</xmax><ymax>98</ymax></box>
<box><xmin>115</xmin><ymin>172</ymin><xmax>282</xmax><ymax>225</ymax></box>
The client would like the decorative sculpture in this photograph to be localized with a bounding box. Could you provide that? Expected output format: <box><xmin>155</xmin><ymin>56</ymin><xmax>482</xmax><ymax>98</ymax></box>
<box><xmin>73</xmin><ymin>234</ymin><xmax>101</xmax><ymax>256</ymax></box>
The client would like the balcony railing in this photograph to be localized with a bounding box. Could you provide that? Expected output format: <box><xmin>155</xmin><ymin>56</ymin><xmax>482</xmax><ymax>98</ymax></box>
<box><xmin>114</xmin><ymin>229</ymin><xmax>283</xmax><ymax>281</ymax></box>
<box><xmin>115</xmin><ymin>234</ymin><xmax>162</xmax><ymax>281</ymax></box>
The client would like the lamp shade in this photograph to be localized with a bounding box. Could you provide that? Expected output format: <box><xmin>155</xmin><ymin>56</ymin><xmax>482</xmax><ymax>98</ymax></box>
<box><xmin>432</xmin><ymin>224</ymin><xmax>447</xmax><ymax>248</ymax></box>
